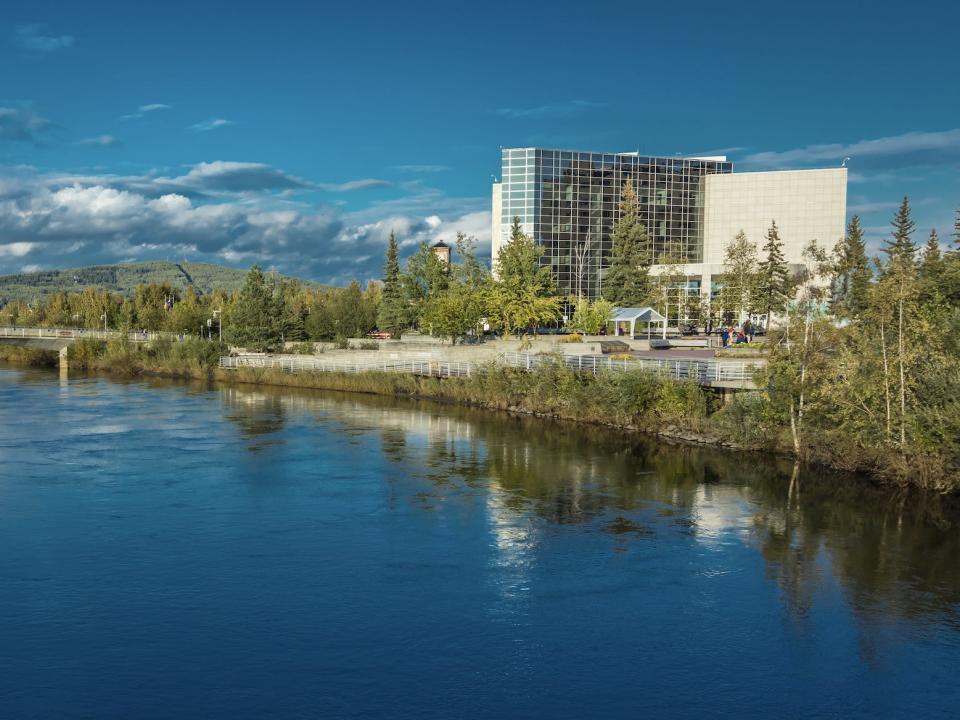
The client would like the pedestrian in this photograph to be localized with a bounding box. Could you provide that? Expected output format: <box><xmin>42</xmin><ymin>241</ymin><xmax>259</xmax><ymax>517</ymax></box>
<box><xmin>743</xmin><ymin>319</ymin><xmax>753</xmax><ymax>343</ymax></box>
<box><xmin>720</xmin><ymin>326</ymin><xmax>729</xmax><ymax>347</ymax></box>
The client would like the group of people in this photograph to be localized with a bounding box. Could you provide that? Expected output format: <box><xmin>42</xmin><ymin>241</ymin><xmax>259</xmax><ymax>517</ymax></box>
<box><xmin>720</xmin><ymin>319</ymin><xmax>754</xmax><ymax>348</ymax></box>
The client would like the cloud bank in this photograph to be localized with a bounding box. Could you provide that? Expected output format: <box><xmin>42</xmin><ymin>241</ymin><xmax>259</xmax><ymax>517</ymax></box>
<box><xmin>739</xmin><ymin>128</ymin><xmax>960</xmax><ymax>171</ymax></box>
<box><xmin>0</xmin><ymin>163</ymin><xmax>490</xmax><ymax>286</ymax></box>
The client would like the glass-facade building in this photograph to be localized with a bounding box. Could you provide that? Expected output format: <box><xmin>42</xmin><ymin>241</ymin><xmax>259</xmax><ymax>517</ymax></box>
<box><xmin>496</xmin><ymin>148</ymin><xmax>732</xmax><ymax>299</ymax></box>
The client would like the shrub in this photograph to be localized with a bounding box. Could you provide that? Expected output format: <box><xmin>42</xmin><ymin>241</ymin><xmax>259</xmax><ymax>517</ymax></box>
<box><xmin>558</xmin><ymin>333</ymin><xmax>584</xmax><ymax>343</ymax></box>
<box><xmin>655</xmin><ymin>379</ymin><xmax>708</xmax><ymax>426</ymax></box>
<box><xmin>67</xmin><ymin>338</ymin><xmax>106</xmax><ymax>367</ymax></box>
<box><xmin>334</xmin><ymin>335</ymin><xmax>349</xmax><ymax>350</ymax></box>
<box><xmin>358</xmin><ymin>341</ymin><xmax>379</xmax><ymax>350</ymax></box>
<box><xmin>708</xmin><ymin>391</ymin><xmax>773</xmax><ymax>446</ymax></box>
<box><xmin>596</xmin><ymin>369</ymin><xmax>660</xmax><ymax>424</ymax></box>
<box><xmin>293</xmin><ymin>341</ymin><xmax>315</xmax><ymax>355</ymax></box>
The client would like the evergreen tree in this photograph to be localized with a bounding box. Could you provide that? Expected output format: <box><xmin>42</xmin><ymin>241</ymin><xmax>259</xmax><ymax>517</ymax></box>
<box><xmin>226</xmin><ymin>265</ymin><xmax>284</xmax><ymax>350</ymax></box>
<box><xmin>377</xmin><ymin>231</ymin><xmax>407</xmax><ymax>338</ymax></box>
<box><xmin>832</xmin><ymin>215</ymin><xmax>872</xmax><ymax>319</ymax></box>
<box><xmin>756</xmin><ymin>220</ymin><xmax>792</xmax><ymax>326</ymax></box>
<box><xmin>493</xmin><ymin>218</ymin><xmax>561</xmax><ymax>335</ymax></box>
<box><xmin>922</xmin><ymin>228</ymin><xmax>942</xmax><ymax>267</ymax></box>
<box><xmin>954</xmin><ymin>208</ymin><xmax>960</xmax><ymax>250</ymax></box>
<box><xmin>919</xmin><ymin>228</ymin><xmax>944</xmax><ymax>301</ymax></box>
<box><xmin>602</xmin><ymin>180</ymin><xmax>652</xmax><ymax>306</ymax></box>
<box><xmin>401</xmin><ymin>241</ymin><xmax>449</xmax><ymax>329</ymax></box>
<box><xmin>883</xmin><ymin>196</ymin><xmax>917</xmax><ymax>267</ymax></box>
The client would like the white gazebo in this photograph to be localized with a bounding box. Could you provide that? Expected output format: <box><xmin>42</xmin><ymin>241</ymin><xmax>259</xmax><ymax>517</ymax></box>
<box><xmin>608</xmin><ymin>307</ymin><xmax>666</xmax><ymax>338</ymax></box>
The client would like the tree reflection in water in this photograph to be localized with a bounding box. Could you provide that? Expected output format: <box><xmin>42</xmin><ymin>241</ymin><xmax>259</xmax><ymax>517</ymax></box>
<box><xmin>211</xmin><ymin>380</ymin><xmax>960</xmax><ymax>629</ymax></box>
<box><xmin>218</xmin><ymin>385</ymin><xmax>288</xmax><ymax>452</ymax></box>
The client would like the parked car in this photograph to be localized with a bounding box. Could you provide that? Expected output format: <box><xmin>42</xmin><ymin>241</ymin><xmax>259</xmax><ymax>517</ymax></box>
<box><xmin>366</xmin><ymin>331</ymin><xmax>392</xmax><ymax>340</ymax></box>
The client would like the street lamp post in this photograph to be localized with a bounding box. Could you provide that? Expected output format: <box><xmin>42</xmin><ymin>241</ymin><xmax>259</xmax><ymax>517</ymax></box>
<box><xmin>212</xmin><ymin>308</ymin><xmax>222</xmax><ymax>343</ymax></box>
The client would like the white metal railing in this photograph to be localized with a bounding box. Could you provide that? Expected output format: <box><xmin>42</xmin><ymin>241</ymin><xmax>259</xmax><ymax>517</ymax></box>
<box><xmin>0</xmin><ymin>326</ymin><xmax>171</xmax><ymax>342</ymax></box>
<box><xmin>498</xmin><ymin>352</ymin><xmax>758</xmax><ymax>384</ymax></box>
<box><xmin>218</xmin><ymin>354</ymin><xmax>474</xmax><ymax>378</ymax></box>
<box><xmin>217</xmin><ymin>351</ymin><xmax>758</xmax><ymax>386</ymax></box>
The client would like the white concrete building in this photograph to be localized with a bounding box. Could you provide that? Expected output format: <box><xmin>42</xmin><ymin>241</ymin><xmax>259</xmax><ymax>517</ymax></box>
<box><xmin>651</xmin><ymin>168</ymin><xmax>848</xmax><ymax>297</ymax></box>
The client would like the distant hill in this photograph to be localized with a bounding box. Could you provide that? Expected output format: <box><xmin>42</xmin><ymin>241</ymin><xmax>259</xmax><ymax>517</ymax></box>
<box><xmin>0</xmin><ymin>261</ymin><xmax>320</xmax><ymax>304</ymax></box>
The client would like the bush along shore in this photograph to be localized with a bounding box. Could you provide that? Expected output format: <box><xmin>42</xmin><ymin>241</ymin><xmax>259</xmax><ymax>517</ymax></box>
<box><xmin>2</xmin><ymin>337</ymin><xmax>956</xmax><ymax>493</ymax></box>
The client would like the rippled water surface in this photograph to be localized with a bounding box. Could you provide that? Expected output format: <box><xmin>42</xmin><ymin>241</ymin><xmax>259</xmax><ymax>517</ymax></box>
<box><xmin>1</xmin><ymin>367</ymin><xmax>958</xmax><ymax>719</ymax></box>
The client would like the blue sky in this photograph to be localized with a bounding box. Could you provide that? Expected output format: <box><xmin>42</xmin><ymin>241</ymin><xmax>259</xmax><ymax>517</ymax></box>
<box><xmin>2</xmin><ymin>0</ymin><xmax>958</xmax><ymax>283</ymax></box>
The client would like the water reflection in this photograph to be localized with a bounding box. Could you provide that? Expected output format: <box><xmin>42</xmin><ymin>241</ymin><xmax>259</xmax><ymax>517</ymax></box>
<box><xmin>211</xmin><ymin>380</ymin><xmax>960</xmax><ymax>630</ymax></box>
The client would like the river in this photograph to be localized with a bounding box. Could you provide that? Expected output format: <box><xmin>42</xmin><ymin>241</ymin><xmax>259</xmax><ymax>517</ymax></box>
<box><xmin>1</xmin><ymin>367</ymin><xmax>958</xmax><ymax>719</ymax></box>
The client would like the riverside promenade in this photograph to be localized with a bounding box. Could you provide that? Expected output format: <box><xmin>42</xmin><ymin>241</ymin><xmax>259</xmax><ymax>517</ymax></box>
<box><xmin>219</xmin><ymin>336</ymin><xmax>761</xmax><ymax>390</ymax></box>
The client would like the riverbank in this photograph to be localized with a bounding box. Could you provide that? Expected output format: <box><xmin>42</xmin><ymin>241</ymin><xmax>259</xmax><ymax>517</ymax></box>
<box><xmin>1</xmin><ymin>340</ymin><xmax>956</xmax><ymax>492</ymax></box>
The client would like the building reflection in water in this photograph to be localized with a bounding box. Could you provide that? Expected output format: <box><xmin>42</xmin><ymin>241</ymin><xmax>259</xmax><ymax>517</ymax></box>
<box><xmin>213</xmin><ymin>381</ymin><xmax>960</xmax><ymax>633</ymax></box>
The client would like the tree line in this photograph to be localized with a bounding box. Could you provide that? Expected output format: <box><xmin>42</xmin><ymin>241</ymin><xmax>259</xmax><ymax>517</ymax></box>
<box><xmin>745</xmin><ymin>198</ymin><xmax>959</xmax><ymax>485</ymax></box>
<box><xmin>0</xmin><ymin>271</ymin><xmax>380</xmax><ymax>351</ymax></box>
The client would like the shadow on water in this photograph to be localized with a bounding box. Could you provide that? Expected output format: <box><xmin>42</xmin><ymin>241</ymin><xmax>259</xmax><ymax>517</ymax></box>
<box><xmin>22</xmin><ymin>366</ymin><xmax>960</xmax><ymax>630</ymax></box>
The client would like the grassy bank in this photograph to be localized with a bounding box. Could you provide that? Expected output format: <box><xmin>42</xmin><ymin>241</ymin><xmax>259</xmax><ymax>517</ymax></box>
<box><xmin>1</xmin><ymin>338</ymin><xmax>955</xmax><ymax>492</ymax></box>
<box><xmin>0</xmin><ymin>345</ymin><xmax>59</xmax><ymax>367</ymax></box>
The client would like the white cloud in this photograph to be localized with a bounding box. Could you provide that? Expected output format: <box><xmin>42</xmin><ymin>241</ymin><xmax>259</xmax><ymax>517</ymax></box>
<box><xmin>391</xmin><ymin>164</ymin><xmax>450</xmax><ymax>173</ymax></box>
<box><xmin>0</xmin><ymin>242</ymin><xmax>35</xmax><ymax>257</ymax></box>
<box><xmin>15</xmin><ymin>24</ymin><xmax>74</xmax><ymax>53</ymax></box>
<box><xmin>189</xmin><ymin>118</ymin><xmax>234</xmax><ymax>132</ymax></box>
<box><xmin>317</xmin><ymin>178</ymin><xmax>392</xmax><ymax>192</ymax></box>
<box><xmin>0</xmin><ymin>106</ymin><xmax>52</xmax><ymax>144</ymax></box>
<box><xmin>495</xmin><ymin>100</ymin><xmax>605</xmax><ymax>119</ymax></box>
<box><xmin>175</xmin><ymin>161</ymin><xmax>310</xmax><ymax>192</ymax></box>
<box><xmin>847</xmin><ymin>200</ymin><xmax>900</xmax><ymax>214</ymax></box>
<box><xmin>120</xmin><ymin>104</ymin><xmax>171</xmax><ymax>121</ymax></box>
<box><xmin>77</xmin><ymin>135</ymin><xmax>120</xmax><ymax>146</ymax></box>
<box><xmin>0</xmin><ymin>166</ymin><xmax>488</xmax><ymax>284</ymax></box>
<box><xmin>739</xmin><ymin>128</ymin><xmax>960</xmax><ymax>170</ymax></box>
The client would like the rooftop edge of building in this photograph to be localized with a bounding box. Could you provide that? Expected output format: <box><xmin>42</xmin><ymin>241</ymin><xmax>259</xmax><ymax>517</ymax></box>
<box><xmin>501</xmin><ymin>147</ymin><xmax>728</xmax><ymax>162</ymax></box>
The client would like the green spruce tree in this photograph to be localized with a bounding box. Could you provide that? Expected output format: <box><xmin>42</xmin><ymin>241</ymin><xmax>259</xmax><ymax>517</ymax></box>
<box><xmin>377</xmin><ymin>231</ymin><xmax>407</xmax><ymax>338</ymax></box>
<box><xmin>883</xmin><ymin>196</ymin><xmax>917</xmax><ymax>267</ymax></box>
<box><xmin>922</xmin><ymin>228</ymin><xmax>942</xmax><ymax>268</ymax></box>
<box><xmin>227</xmin><ymin>265</ymin><xmax>285</xmax><ymax>350</ymax></box>
<box><xmin>919</xmin><ymin>228</ymin><xmax>944</xmax><ymax>301</ymax></box>
<box><xmin>832</xmin><ymin>215</ymin><xmax>873</xmax><ymax>319</ymax></box>
<box><xmin>492</xmin><ymin>218</ymin><xmax>561</xmax><ymax>335</ymax></box>
<box><xmin>601</xmin><ymin>180</ymin><xmax>652</xmax><ymax>306</ymax></box>
<box><xmin>756</xmin><ymin>220</ymin><xmax>792</xmax><ymax>326</ymax></box>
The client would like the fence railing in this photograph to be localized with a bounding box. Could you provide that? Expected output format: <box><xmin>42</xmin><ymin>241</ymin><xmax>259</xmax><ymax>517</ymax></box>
<box><xmin>219</xmin><ymin>351</ymin><xmax>758</xmax><ymax>386</ymax></box>
<box><xmin>218</xmin><ymin>354</ymin><xmax>474</xmax><ymax>378</ymax></box>
<box><xmin>0</xmin><ymin>326</ymin><xmax>168</xmax><ymax>342</ymax></box>
<box><xmin>498</xmin><ymin>352</ymin><xmax>758</xmax><ymax>384</ymax></box>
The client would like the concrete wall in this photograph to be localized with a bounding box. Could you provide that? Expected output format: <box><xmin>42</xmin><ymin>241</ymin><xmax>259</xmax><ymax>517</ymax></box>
<box><xmin>702</xmin><ymin>168</ymin><xmax>847</xmax><ymax>269</ymax></box>
<box><xmin>490</xmin><ymin>182</ymin><xmax>502</xmax><ymax>275</ymax></box>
